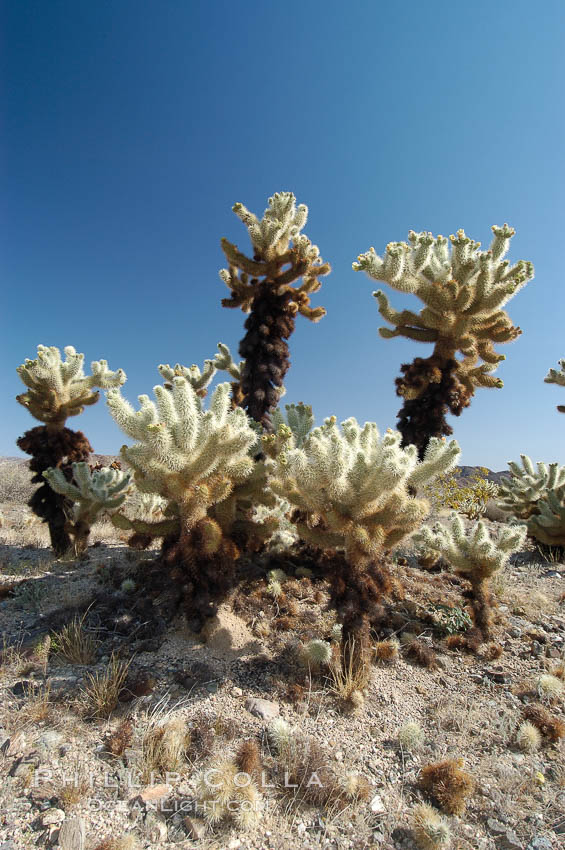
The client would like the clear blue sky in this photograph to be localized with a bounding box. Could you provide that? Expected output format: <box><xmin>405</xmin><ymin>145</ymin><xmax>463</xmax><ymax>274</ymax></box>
<box><xmin>2</xmin><ymin>0</ymin><xmax>564</xmax><ymax>470</ymax></box>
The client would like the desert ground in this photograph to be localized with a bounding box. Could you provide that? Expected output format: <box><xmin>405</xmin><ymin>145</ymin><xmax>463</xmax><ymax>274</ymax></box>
<box><xmin>0</xmin><ymin>458</ymin><xmax>563</xmax><ymax>850</ymax></box>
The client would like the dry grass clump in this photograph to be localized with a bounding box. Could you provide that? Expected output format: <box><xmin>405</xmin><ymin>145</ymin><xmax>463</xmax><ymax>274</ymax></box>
<box><xmin>372</xmin><ymin>639</ymin><xmax>400</xmax><ymax>664</ymax></box>
<box><xmin>411</xmin><ymin>803</ymin><xmax>451</xmax><ymax>849</ymax></box>
<box><xmin>522</xmin><ymin>704</ymin><xmax>565</xmax><ymax>743</ymax></box>
<box><xmin>53</xmin><ymin>613</ymin><xmax>99</xmax><ymax>665</ymax></box>
<box><xmin>105</xmin><ymin>718</ymin><xmax>134</xmax><ymax>756</ymax></box>
<box><xmin>141</xmin><ymin>714</ymin><xmax>191</xmax><ymax>781</ymax></box>
<box><xmin>328</xmin><ymin>638</ymin><xmax>370</xmax><ymax>712</ymax></box>
<box><xmin>420</xmin><ymin>758</ymin><xmax>475</xmax><ymax>815</ymax></box>
<box><xmin>81</xmin><ymin>652</ymin><xmax>131</xmax><ymax>719</ymax></box>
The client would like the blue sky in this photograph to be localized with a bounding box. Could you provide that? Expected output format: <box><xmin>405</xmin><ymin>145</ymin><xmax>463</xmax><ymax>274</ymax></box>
<box><xmin>2</xmin><ymin>0</ymin><xmax>565</xmax><ymax>470</ymax></box>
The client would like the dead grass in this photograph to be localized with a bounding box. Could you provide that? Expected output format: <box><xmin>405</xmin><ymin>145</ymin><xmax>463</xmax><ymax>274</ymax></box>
<box><xmin>52</xmin><ymin>613</ymin><xmax>99</xmax><ymax>665</ymax></box>
<box><xmin>140</xmin><ymin>701</ymin><xmax>191</xmax><ymax>781</ymax></box>
<box><xmin>327</xmin><ymin>638</ymin><xmax>370</xmax><ymax>713</ymax></box>
<box><xmin>81</xmin><ymin>653</ymin><xmax>131</xmax><ymax>719</ymax></box>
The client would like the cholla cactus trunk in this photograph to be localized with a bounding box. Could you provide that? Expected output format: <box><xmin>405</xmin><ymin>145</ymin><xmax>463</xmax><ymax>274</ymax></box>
<box><xmin>238</xmin><ymin>282</ymin><xmax>295</xmax><ymax>429</ymax></box>
<box><xmin>17</xmin><ymin>425</ymin><xmax>92</xmax><ymax>556</ymax></box>
<box><xmin>396</xmin><ymin>356</ymin><xmax>472</xmax><ymax>457</ymax></box>
<box><xmin>465</xmin><ymin>574</ymin><xmax>493</xmax><ymax>640</ymax></box>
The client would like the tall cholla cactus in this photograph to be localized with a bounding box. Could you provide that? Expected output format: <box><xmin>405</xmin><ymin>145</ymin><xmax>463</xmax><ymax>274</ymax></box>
<box><xmin>106</xmin><ymin>375</ymin><xmax>273</xmax><ymax>624</ymax></box>
<box><xmin>353</xmin><ymin>226</ymin><xmax>534</xmax><ymax>456</ymax></box>
<box><xmin>413</xmin><ymin>514</ymin><xmax>527</xmax><ymax>640</ymax></box>
<box><xmin>270</xmin><ymin>416</ymin><xmax>460</xmax><ymax>657</ymax></box>
<box><xmin>220</xmin><ymin>192</ymin><xmax>329</xmax><ymax>429</ymax></box>
<box><xmin>545</xmin><ymin>358</ymin><xmax>565</xmax><ymax>413</ymax></box>
<box><xmin>16</xmin><ymin>345</ymin><xmax>126</xmax><ymax>556</ymax></box>
<box><xmin>43</xmin><ymin>462</ymin><xmax>132</xmax><ymax>555</ymax></box>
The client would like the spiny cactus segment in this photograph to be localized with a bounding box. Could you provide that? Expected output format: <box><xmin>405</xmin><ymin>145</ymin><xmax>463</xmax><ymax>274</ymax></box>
<box><xmin>545</xmin><ymin>358</ymin><xmax>565</xmax><ymax>413</ymax></box>
<box><xmin>354</xmin><ymin>226</ymin><xmax>533</xmax><ymax>456</ymax></box>
<box><xmin>220</xmin><ymin>192</ymin><xmax>329</xmax><ymax>429</ymax></box>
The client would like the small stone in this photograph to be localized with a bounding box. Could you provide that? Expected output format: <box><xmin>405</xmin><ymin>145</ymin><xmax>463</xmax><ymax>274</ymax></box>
<box><xmin>37</xmin><ymin>730</ymin><xmax>64</xmax><ymax>751</ymax></box>
<box><xmin>205</xmin><ymin>681</ymin><xmax>218</xmax><ymax>693</ymax></box>
<box><xmin>370</xmin><ymin>794</ymin><xmax>385</xmax><ymax>814</ymax></box>
<box><xmin>487</xmin><ymin>819</ymin><xmax>507</xmax><ymax>835</ymax></box>
<box><xmin>231</xmin><ymin>686</ymin><xmax>243</xmax><ymax>697</ymax></box>
<box><xmin>184</xmin><ymin>816</ymin><xmax>206</xmax><ymax>840</ymax></box>
<box><xmin>41</xmin><ymin>807</ymin><xmax>65</xmax><ymax>826</ymax></box>
<box><xmin>245</xmin><ymin>697</ymin><xmax>279</xmax><ymax>721</ymax></box>
<box><xmin>497</xmin><ymin>829</ymin><xmax>522</xmax><ymax>850</ymax></box>
<box><xmin>526</xmin><ymin>837</ymin><xmax>553</xmax><ymax>850</ymax></box>
<box><xmin>58</xmin><ymin>816</ymin><xmax>86</xmax><ymax>850</ymax></box>
<box><xmin>228</xmin><ymin>840</ymin><xmax>242</xmax><ymax>850</ymax></box>
<box><xmin>131</xmin><ymin>783</ymin><xmax>172</xmax><ymax>806</ymax></box>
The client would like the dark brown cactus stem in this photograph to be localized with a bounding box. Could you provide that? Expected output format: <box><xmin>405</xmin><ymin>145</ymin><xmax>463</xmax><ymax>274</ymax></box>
<box><xmin>467</xmin><ymin>574</ymin><xmax>492</xmax><ymax>642</ymax></box>
<box><xmin>395</xmin><ymin>353</ymin><xmax>472</xmax><ymax>459</ymax></box>
<box><xmin>238</xmin><ymin>280</ymin><xmax>295</xmax><ymax>432</ymax></box>
<box><xmin>16</xmin><ymin>424</ymin><xmax>92</xmax><ymax>557</ymax></box>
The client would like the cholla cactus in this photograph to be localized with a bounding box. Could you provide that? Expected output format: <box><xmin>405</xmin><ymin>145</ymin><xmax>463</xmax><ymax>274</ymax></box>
<box><xmin>271</xmin><ymin>415</ymin><xmax>459</xmax><ymax>662</ymax></box>
<box><xmin>43</xmin><ymin>462</ymin><xmax>132</xmax><ymax>555</ymax></box>
<box><xmin>300</xmin><ymin>639</ymin><xmax>332</xmax><ymax>670</ymax></box>
<box><xmin>354</xmin><ymin>226</ymin><xmax>533</xmax><ymax>456</ymax></box>
<box><xmin>106</xmin><ymin>375</ymin><xmax>270</xmax><ymax>624</ymax></box>
<box><xmin>220</xmin><ymin>192</ymin><xmax>329</xmax><ymax>429</ymax></box>
<box><xmin>545</xmin><ymin>358</ymin><xmax>565</xmax><ymax>413</ymax></box>
<box><xmin>497</xmin><ymin>455</ymin><xmax>565</xmax><ymax>546</ymax></box>
<box><xmin>411</xmin><ymin>803</ymin><xmax>451</xmax><ymax>850</ymax></box>
<box><xmin>194</xmin><ymin>760</ymin><xmax>262</xmax><ymax>828</ymax></box>
<box><xmin>16</xmin><ymin>345</ymin><xmax>126</xmax><ymax>556</ymax></box>
<box><xmin>213</xmin><ymin>343</ymin><xmax>246</xmax><ymax>408</ymax></box>
<box><xmin>414</xmin><ymin>514</ymin><xmax>527</xmax><ymax>640</ymax></box>
<box><xmin>271</xmin><ymin>402</ymin><xmax>314</xmax><ymax>447</ymax></box>
<box><xmin>158</xmin><ymin>358</ymin><xmax>216</xmax><ymax>398</ymax></box>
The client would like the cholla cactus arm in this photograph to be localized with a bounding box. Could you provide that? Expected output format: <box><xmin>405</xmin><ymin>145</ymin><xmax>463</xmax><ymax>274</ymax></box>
<box><xmin>158</xmin><ymin>358</ymin><xmax>216</xmax><ymax>397</ymax></box>
<box><xmin>220</xmin><ymin>192</ymin><xmax>329</xmax><ymax>429</ymax></box>
<box><xmin>214</xmin><ymin>343</ymin><xmax>243</xmax><ymax>381</ymax></box>
<box><xmin>270</xmin><ymin>402</ymin><xmax>314</xmax><ymax>447</ymax></box>
<box><xmin>353</xmin><ymin>227</ymin><xmax>533</xmax><ymax>456</ymax></box>
<box><xmin>271</xmin><ymin>416</ymin><xmax>460</xmax><ymax>566</ymax></box>
<box><xmin>16</xmin><ymin>345</ymin><xmax>126</xmax><ymax>424</ymax></box>
<box><xmin>544</xmin><ymin>358</ymin><xmax>565</xmax><ymax>413</ymax></box>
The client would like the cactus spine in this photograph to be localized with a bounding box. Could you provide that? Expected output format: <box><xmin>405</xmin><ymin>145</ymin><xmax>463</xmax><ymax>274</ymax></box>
<box><xmin>544</xmin><ymin>358</ymin><xmax>565</xmax><ymax>413</ymax></box>
<box><xmin>16</xmin><ymin>345</ymin><xmax>126</xmax><ymax>555</ymax></box>
<box><xmin>353</xmin><ymin>225</ymin><xmax>534</xmax><ymax>456</ymax></box>
<box><xmin>220</xmin><ymin>192</ymin><xmax>329</xmax><ymax>429</ymax></box>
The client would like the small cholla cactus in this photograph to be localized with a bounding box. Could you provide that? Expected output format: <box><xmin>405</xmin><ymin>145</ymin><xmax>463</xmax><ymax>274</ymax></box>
<box><xmin>43</xmin><ymin>462</ymin><xmax>132</xmax><ymax>556</ymax></box>
<box><xmin>536</xmin><ymin>674</ymin><xmax>564</xmax><ymax>701</ymax></box>
<box><xmin>267</xmin><ymin>718</ymin><xmax>294</xmax><ymax>754</ymax></box>
<box><xmin>194</xmin><ymin>759</ymin><xmax>262</xmax><ymax>828</ymax></box>
<box><xmin>354</xmin><ymin>225</ymin><xmax>533</xmax><ymax>457</ymax></box>
<box><xmin>121</xmin><ymin>579</ymin><xmax>136</xmax><ymax>594</ymax></box>
<box><xmin>413</xmin><ymin>514</ymin><xmax>527</xmax><ymax>641</ymax></box>
<box><xmin>398</xmin><ymin>722</ymin><xmax>425</xmax><ymax>751</ymax></box>
<box><xmin>411</xmin><ymin>803</ymin><xmax>451</xmax><ymax>850</ymax></box>
<box><xmin>373</xmin><ymin>639</ymin><xmax>400</xmax><ymax>664</ymax></box>
<box><xmin>16</xmin><ymin>345</ymin><xmax>126</xmax><ymax>556</ymax></box>
<box><xmin>544</xmin><ymin>358</ymin><xmax>565</xmax><ymax>413</ymax></box>
<box><xmin>219</xmin><ymin>192</ymin><xmax>329</xmax><ymax>429</ymax></box>
<box><xmin>516</xmin><ymin>721</ymin><xmax>542</xmax><ymax>752</ymax></box>
<box><xmin>497</xmin><ymin>455</ymin><xmax>565</xmax><ymax>545</ymax></box>
<box><xmin>300</xmin><ymin>639</ymin><xmax>332</xmax><ymax>670</ymax></box>
<box><xmin>330</xmin><ymin>623</ymin><xmax>343</xmax><ymax>643</ymax></box>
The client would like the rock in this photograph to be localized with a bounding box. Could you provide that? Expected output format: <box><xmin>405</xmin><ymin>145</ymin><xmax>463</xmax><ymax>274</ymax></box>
<box><xmin>37</xmin><ymin>730</ymin><xmax>64</xmax><ymax>751</ymax></box>
<box><xmin>487</xmin><ymin>819</ymin><xmax>507</xmax><ymax>835</ymax></box>
<box><xmin>496</xmin><ymin>829</ymin><xmax>522</xmax><ymax>850</ymax></box>
<box><xmin>232</xmin><ymin>686</ymin><xmax>243</xmax><ymax>697</ymax></box>
<box><xmin>370</xmin><ymin>794</ymin><xmax>385</xmax><ymax>814</ymax></box>
<box><xmin>145</xmin><ymin>814</ymin><xmax>168</xmax><ymax>842</ymax></box>
<box><xmin>9</xmin><ymin>751</ymin><xmax>40</xmax><ymax>778</ymax></box>
<box><xmin>58</xmin><ymin>816</ymin><xmax>86</xmax><ymax>850</ymax></box>
<box><xmin>41</xmin><ymin>807</ymin><xmax>65</xmax><ymax>826</ymax></box>
<box><xmin>184</xmin><ymin>816</ymin><xmax>206</xmax><ymax>840</ymax></box>
<box><xmin>11</xmin><ymin>680</ymin><xmax>40</xmax><ymax>697</ymax></box>
<box><xmin>526</xmin><ymin>837</ymin><xmax>553</xmax><ymax>850</ymax></box>
<box><xmin>245</xmin><ymin>697</ymin><xmax>279</xmax><ymax>721</ymax></box>
<box><xmin>130</xmin><ymin>783</ymin><xmax>172</xmax><ymax>806</ymax></box>
<box><xmin>483</xmin><ymin>669</ymin><xmax>509</xmax><ymax>684</ymax></box>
